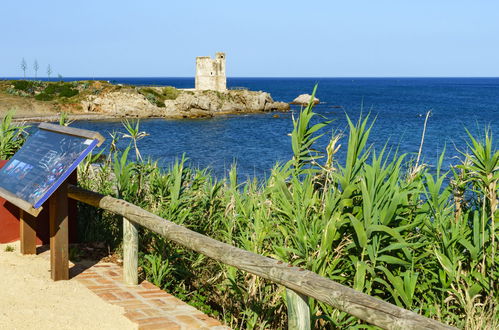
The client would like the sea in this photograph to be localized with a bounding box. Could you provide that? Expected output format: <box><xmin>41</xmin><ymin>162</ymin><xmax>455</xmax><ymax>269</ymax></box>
<box><xmin>57</xmin><ymin>77</ymin><xmax>498</xmax><ymax>179</ymax></box>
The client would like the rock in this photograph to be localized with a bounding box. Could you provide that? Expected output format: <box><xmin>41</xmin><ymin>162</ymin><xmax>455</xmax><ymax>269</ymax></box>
<box><xmin>82</xmin><ymin>90</ymin><xmax>162</xmax><ymax>117</ymax></box>
<box><xmin>291</xmin><ymin>94</ymin><xmax>319</xmax><ymax>106</ymax></box>
<box><xmin>272</xmin><ymin>101</ymin><xmax>291</xmax><ymax>111</ymax></box>
<box><xmin>163</xmin><ymin>90</ymin><xmax>289</xmax><ymax>118</ymax></box>
<box><xmin>81</xmin><ymin>88</ymin><xmax>290</xmax><ymax>118</ymax></box>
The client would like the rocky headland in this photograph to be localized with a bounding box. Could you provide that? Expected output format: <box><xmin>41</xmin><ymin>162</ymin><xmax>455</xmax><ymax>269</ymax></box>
<box><xmin>0</xmin><ymin>80</ymin><xmax>290</xmax><ymax>120</ymax></box>
<box><xmin>82</xmin><ymin>87</ymin><xmax>289</xmax><ymax>118</ymax></box>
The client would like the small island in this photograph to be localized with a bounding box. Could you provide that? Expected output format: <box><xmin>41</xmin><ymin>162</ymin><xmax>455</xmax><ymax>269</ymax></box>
<box><xmin>0</xmin><ymin>53</ymin><xmax>290</xmax><ymax>121</ymax></box>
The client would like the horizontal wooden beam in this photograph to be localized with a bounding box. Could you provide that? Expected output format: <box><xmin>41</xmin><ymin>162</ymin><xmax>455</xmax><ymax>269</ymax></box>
<box><xmin>67</xmin><ymin>184</ymin><xmax>455</xmax><ymax>330</ymax></box>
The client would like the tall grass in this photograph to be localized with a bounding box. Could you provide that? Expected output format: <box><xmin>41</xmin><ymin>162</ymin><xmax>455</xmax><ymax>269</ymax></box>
<box><xmin>1</xmin><ymin>98</ymin><xmax>496</xmax><ymax>328</ymax></box>
<box><xmin>76</xmin><ymin>98</ymin><xmax>497</xmax><ymax>329</ymax></box>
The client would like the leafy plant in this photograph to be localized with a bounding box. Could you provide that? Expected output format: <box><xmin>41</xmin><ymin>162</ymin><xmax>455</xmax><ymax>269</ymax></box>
<box><xmin>0</xmin><ymin>110</ymin><xmax>29</xmax><ymax>159</ymax></box>
<box><xmin>141</xmin><ymin>253</ymin><xmax>172</xmax><ymax>288</ymax></box>
<box><xmin>62</xmin><ymin>91</ymin><xmax>498</xmax><ymax>329</ymax></box>
<box><xmin>121</xmin><ymin>119</ymin><xmax>149</xmax><ymax>161</ymax></box>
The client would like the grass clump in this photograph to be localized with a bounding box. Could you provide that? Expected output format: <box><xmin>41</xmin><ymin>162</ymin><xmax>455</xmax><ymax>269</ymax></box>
<box><xmin>4</xmin><ymin>245</ymin><xmax>15</xmax><ymax>252</ymax></box>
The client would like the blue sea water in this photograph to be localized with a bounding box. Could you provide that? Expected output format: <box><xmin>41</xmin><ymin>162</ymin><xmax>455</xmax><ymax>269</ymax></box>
<box><xmin>64</xmin><ymin>77</ymin><xmax>498</xmax><ymax>179</ymax></box>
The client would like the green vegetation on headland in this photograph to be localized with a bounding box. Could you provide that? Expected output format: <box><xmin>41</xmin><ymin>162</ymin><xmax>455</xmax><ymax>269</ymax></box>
<box><xmin>1</xmin><ymin>92</ymin><xmax>497</xmax><ymax>328</ymax></box>
<box><xmin>0</xmin><ymin>79</ymin><xmax>180</xmax><ymax>104</ymax></box>
<box><xmin>0</xmin><ymin>79</ymin><xmax>288</xmax><ymax>118</ymax></box>
<box><xmin>138</xmin><ymin>86</ymin><xmax>181</xmax><ymax>107</ymax></box>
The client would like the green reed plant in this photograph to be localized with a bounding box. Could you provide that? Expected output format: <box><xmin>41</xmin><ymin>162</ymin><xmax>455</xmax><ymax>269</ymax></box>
<box><xmin>65</xmin><ymin>97</ymin><xmax>498</xmax><ymax>329</ymax></box>
<box><xmin>0</xmin><ymin>110</ymin><xmax>29</xmax><ymax>159</ymax></box>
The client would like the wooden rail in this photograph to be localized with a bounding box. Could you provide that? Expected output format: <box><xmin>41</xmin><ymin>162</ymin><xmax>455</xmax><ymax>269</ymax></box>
<box><xmin>67</xmin><ymin>184</ymin><xmax>455</xmax><ymax>330</ymax></box>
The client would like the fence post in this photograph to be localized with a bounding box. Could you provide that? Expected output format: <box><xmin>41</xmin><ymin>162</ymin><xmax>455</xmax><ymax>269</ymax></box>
<box><xmin>123</xmin><ymin>217</ymin><xmax>138</xmax><ymax>285</ymax></box>
<box><xmin>286</xmin><ymin>288</ymin><xmax>311</xmax><ymax>330</ymax></box>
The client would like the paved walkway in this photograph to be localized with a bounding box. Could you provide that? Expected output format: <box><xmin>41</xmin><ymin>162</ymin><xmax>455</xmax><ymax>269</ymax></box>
<box><xmin>74</xmin><ymin>263</ymin><xmax>228</xmax><ymax>330</ymax></box>
<box><xmin>0</xmin><ymin>241</ymin><xmax>229</xmax><ymax>330</ymax></box>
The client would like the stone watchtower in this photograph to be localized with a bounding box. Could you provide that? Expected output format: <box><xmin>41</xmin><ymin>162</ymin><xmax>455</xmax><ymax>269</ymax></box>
<box><xmin>195</xmin><ymin>52</ymin><xmax>226</xmax><ymax>91</ymax></box>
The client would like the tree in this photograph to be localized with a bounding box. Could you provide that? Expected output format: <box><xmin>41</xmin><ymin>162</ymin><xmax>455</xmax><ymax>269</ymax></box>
<box><xmin>47</xmin><ymin>64</ymin><xmax>52</xmax><ymax>81</ymax></box>
<box><xmin>33</xmin><ymin>60</ymin><xmax>39</xmax><ymax>79</ymax></box>
<box><xmin>20</xmin><ymin>58</ymin><xmax>27</xmax><ymax>79</ymax></box>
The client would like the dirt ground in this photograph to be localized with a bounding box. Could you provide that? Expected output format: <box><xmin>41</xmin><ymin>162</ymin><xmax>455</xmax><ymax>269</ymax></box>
<box><xmin>0</xmin><ymin>241</ymin><xmax>136</xmax><ymax>330</ymax></box>
<box><xmin>0</xmin><ymin>93</ymin><xmax>55</xmax><ymax>117</ymax></box>
<box><xmin>0</xmin><ymin>93</ymin><xmax>116</xmax><ymax>122</ymax></box>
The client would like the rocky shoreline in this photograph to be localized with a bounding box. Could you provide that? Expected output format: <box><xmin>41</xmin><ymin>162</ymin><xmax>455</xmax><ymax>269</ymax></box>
<box><xmin>81</xmin><ymin>87</ymin><xmax>290</xmax><ymax>118</ymax></box>
<box><xmin>0</xmin><ymin>80</ymin><xmax>290</xmax><ymax>120</ymax></box>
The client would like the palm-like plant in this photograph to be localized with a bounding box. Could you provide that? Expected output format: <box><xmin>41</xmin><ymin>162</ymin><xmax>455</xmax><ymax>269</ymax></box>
<box><xmin>122</xmin><ymin>118</ymin><xmax>149</xmax><ymax>161</ymax></box>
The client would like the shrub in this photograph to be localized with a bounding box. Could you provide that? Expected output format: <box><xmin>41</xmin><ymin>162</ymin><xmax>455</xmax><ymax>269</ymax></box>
<box><xmin>43</xmin><ymin>84</ymin><xmax>58</xmax><ymax>95</ymax></box>
<box><xmin>42</xmin><ymin>83</ymin><xmax>79</xmax><ymax>98</ymax></box>
<box><xmin>162</xmin><ymin>86</ymin><xmax>180</xmax><ymax>100</ymax></box>
<box><xmin>58</xmin><ymin>86</ymin><xmax>78</xmax><ymax>98</ymax></box>
<box><xmin>138</xmin><ymin>86</ymin><xmax>180</xmax><ymax>107</ymax></box>
<box><xmin>35</xmin><ymin>93</ymin><xmax>54</xmax><ymax>101</ymax></box>
<box><xmin>13</xmin><ymin>80</ymin><xmax>36</xmax><ymax>92</ymax></box>
<box><xmin>138</xmin><ymin>88</ymin><xmax>165</xmax><ymax>107</ymax></box>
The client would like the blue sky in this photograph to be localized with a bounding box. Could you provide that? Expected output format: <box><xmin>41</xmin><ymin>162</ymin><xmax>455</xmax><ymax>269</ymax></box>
<box><xmin>1</xmin><ymin>1</ymin><xmax>498</xmax><ymax>77</ymax></box>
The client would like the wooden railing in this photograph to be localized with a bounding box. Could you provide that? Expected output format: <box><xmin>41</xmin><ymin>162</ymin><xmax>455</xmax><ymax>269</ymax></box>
<box><xmin>67</xmin><ymin>184</ymin><xmax>456</xmax><ymax>330</ymax></box>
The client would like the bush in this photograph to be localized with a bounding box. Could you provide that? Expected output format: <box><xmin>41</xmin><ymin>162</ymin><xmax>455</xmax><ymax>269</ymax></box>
<box><xmin>35</xmin><ymin>93</ymin><xmax>54</xmax><ymax>101</ymax></box>
<box><xmin>43</xmin><ymin>84</ymin><xmax>59</xmax><ymax>95</ymax></box>
<box><xmin>42</xmin><ymin>83</ymin><xmax>79</xmax><ymax>98</ymax></box>
<box><xmin>162</xmin><ymin>86</ymin><xmax>180</xmax><ymax>100</ymax></box>
<box><xmin>138</xmin><ymin>86</ymin><xmax>180</xmax><ymax>107</ymax></box>
<box><xmin>59</xmin><ymin>86</ymin><xmax>78</xmax><ymax>98</ymax></box>
<box><xmin>13</xmin><ymin>80</ymin><xmax>36</xmax><ymax>92</ymax></box>
<box><xmin>138</xmin><ymin>88</ymin><xmax>164</xmax><ymax>107</ymax></box>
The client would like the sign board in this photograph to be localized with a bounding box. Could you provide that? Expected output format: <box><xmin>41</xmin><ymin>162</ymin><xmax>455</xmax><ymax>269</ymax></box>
<box><xmin>0</xmin><ymin>123</ymin><xmax>104</xmax><ymax>216</ymax></box>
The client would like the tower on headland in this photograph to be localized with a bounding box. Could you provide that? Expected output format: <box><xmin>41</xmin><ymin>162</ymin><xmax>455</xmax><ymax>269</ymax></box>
<box><xmin>195</xmin><ymin>52</ymin><xmax>226</xmax><ymax>91</ymax></box>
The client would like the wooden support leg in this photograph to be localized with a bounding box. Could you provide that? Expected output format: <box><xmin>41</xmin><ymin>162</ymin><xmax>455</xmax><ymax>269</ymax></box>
<box><xmin>286</xmin><ymin>288</ymin><xmax>311</xmax><ymax>330</ymax></box>
<box><xmin>49</xmin><ymin>183</ymin><xmax>69</xmax><ymax>281</ymax></box>
<box><xmin>123</xmin><ymin>217</ymin><xmax>139</xmax><ymax>285</ymax></box>
<box><xmin>20</xmin><ymin>210</ymin><xmax>37</xmax><ymax>255</ymax></box>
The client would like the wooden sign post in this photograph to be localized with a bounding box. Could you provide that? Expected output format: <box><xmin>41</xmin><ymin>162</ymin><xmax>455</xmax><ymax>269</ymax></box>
<box><xmin>0</xmin><ymin>123</ymin><xmax>104</xmax><ymax>281</ymax></box>
<box><xmin>20</xmin><ymin>210</ymin><xmax>37</xmax><ymax>255</ymax></box>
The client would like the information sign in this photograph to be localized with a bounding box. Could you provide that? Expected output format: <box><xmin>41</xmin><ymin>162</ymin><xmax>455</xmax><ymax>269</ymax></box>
<box><xmin>0</xmin><ymin>123</ymin><xmax>104</xmax><ymax>215</ymax></box>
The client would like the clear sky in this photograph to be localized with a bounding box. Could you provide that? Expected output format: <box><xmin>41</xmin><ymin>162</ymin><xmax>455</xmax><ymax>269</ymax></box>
<box><xmin>1</xmin><ymin>0</ymin><xmax>498</xmax><ymax>77</ymax></box>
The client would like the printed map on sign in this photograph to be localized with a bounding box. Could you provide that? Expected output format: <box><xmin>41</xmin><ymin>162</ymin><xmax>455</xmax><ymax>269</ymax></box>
<box><xmin>0</xmin><ymin>128</ymin><xmax>99</xmax><ymax>209</ymax></box>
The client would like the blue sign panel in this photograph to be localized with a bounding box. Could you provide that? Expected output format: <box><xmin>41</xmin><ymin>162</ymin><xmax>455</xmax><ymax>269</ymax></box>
<box><xmin>0</xmin><ymin>128</ymin><xmax>99</xmax><ymax>209</ymax></box>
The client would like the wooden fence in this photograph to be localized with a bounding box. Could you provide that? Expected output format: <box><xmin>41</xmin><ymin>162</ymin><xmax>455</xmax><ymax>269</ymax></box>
<box><xmin>67</xmin><ymin>184</ymin><xmax>456</xmax><ymax>330</ymax></box>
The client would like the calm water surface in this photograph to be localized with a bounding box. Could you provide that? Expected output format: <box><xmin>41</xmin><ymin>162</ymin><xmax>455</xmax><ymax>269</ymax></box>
<box><xmin>68</xmin><ymin>78</ymin><xmax>499</xmax><ymax>179</ymax></box>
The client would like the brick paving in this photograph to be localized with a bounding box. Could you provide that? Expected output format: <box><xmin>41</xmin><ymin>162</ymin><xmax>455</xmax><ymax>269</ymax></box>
<box><xmin>72</xmin><ymin>262</ymin><xmax>229</xmax><ymax>330</ymax></box>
